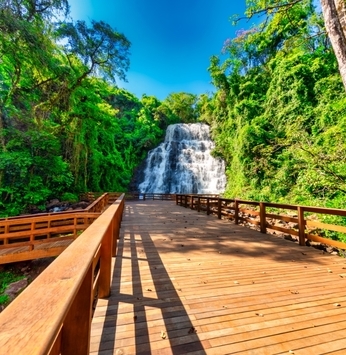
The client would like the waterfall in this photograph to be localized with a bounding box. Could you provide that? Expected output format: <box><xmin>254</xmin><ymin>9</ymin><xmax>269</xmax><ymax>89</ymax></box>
<box><xmin>138</xmin><ymin>123</ymin><xmax>226</xmax><ymax>194</ymax></box>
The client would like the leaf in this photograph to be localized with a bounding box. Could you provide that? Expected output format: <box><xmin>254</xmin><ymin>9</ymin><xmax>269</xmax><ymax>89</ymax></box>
<box><xmin>161</xmin><ymin>330</ymin><xmax>166</xmax><ymax>339</ymax></box>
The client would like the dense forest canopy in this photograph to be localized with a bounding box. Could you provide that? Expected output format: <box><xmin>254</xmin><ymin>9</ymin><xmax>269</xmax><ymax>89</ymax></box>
<box><xmin>1</xmin><ymin>0</ymin><xmax>346</xmax><ymax>218</ymax></box>
<box><xmin>0</xmin><ymin>0</ymin><xmax>194</xmax><ymax>216</ymax></box>
<box><xmin>206</xmin><ymin>0</ymin><xmax>346</xmax><ymax>210</ymax></box>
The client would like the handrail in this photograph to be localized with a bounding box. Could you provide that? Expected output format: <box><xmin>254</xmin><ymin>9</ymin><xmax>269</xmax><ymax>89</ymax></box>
<box><xmin>84</xmin><ymin>192</ymin><xmax>109</xmax><ymax>212</ymax></box>
<box><xmin>0</xmin><ymin>192</ymin><xmax>109</xmax><ymax>221</ymax></box>
<box><xmin>0</xmin><ymin>212</ymin><xmax>101</xmax><ymax>264</ymax></box>
<box><xmin>0</xmin><ymin>193</ymin><xmax>125</xmax><ymax>355</ymax></box>
<box><xmin>126</xmin><ymin>192</ymin><xmax>176</xmax><ymax>200</ymax></box>
<box><xmin>176</xmin><ymin>194</ymin><xmax>346</xmax><ymax>250</ymax></box>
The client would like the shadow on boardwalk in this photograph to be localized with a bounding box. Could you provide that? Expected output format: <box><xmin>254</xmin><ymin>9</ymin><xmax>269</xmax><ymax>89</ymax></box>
<box><xmin>96</xmin><ymin>202</ymin><xmax>207</xmax><ymax>354</ymax></box>
<box><xmin>92</xmin><ymin>201</ymin><xmax>346</xmax><ymax>355</ymax></box>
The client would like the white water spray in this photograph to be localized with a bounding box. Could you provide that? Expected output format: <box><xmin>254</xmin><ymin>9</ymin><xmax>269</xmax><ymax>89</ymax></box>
<box><xmin>138</xmin><ymin>123</ymin><xmax>226</xmax><ymax>194</ymax></box>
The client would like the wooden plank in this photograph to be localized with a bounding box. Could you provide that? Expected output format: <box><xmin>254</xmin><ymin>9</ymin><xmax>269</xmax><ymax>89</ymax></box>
<box><xmin>267</xmin><ymin>224</ymin><xmax>299</xmax><ymax>236</ymax></box>
<box><xmin>238</xmin><ymin>217</ymin><xmax>260</xmax><ymax>225</ymax></box>
<box><xmin>264</xmin><ymin>202</ymin><xmax>298</xmax><ymax>210</ymax></box>
<box><xmin>239</xmin><ymin>208</ymin><xmax>260</xmax><ymax>216</ymax></box>
<box><xmin>0</xmin><ymin>194</ymin><xmax>125</xmax><ymax>354</ymax></box>
<box><xmin>307</xmin><ymin>233</ymin><xmax>346</xmax><ymax>249</ymax></box>
<box><xmin>266</xmin><ymin>213</ymin><xmax>298</xmax><ymax>223</ymax></box>
<box><xmin>306</xmin><ymin>219</ymin><xmax>346</xmax><ymax>234</ymax></box>
<box><xmin>235</xmin><ymin>199</ymin><xmax>260</xmax><ymax>206</ymax></box>
<box><xmin>0</xmin><ymin>224</ymin><xmax>91</xmax><ymax>240</ymax></box>
<box><xmin>0</xmin><ymin>245</ymin><xmax>71</xmax><ymax>264</ymax></box>
<box><xmin>89</xmin><ymin>200</ymin><xmax>346</xmax><ymax>355</ymax></box>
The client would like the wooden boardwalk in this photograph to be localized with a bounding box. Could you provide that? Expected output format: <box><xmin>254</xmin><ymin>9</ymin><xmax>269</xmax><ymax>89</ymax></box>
<box><xmin>90</xmin><ymin>200</ymin><xmax>346</xmax><ymax>355</ymax></box>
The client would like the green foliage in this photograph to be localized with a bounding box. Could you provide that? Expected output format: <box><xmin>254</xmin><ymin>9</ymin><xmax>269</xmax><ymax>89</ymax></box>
<box><xmin>0</xmin><ymin>271</ymin><xmax>24</xmax><ymax>305</ymax></box>
<box><xmin>55</xmin><ymin>19</ymin><xmax>130</xmax><ymax>85</ymax></box>
<box><xmin>0</xmin><ymin>294</ymin><xmax>9</xmax><ymax>305</ymax></box>
<box><xmin>163</xmin><ymin>92</ymin><xmax>198</xmax><ymax>123</ymax></box>
<box><xmin>61</xmin><ymin>192</ymin><xmax>78</xmax><ymax>202</ymax></box>
<box><xmin>208</xmin><ymin>0</ymin><xmax>346</xmax><ymax>216</ymax></box>
<box><xmin>0</xmin><ymin>0</ymin><xmax>180</xmax><ymax>217</ymax></box>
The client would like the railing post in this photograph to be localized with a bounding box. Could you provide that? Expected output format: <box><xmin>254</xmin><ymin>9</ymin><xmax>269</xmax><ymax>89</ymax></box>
<box><xmin>298</xmin><ymin>206</ymin><xmax>306</xmax><ymax>246</ymax></box>
<box><xmin>112</xmin><ymin>214</ymin><xmax>119</xmax><ymax>257</ymax></box>
<box><xmin>190</xmin><ymin>196</ymin><xmax>194</xmax><ymax>210</ymax></box>
<box><xmin>207</xmin><ymin>198</ymin><xmax>210</xmax><ymax>215</ymax></box>
<box><xmin>218</xmin><ymin>198</ymin><xmax>222</xmax><ymax>219</ymax></box>
<box><xmin>61</xmin><ymin>264</ymin><xmax>93</xmax><ymax>355</ymax></box>
<box><xmin>260</xmin><ymin>202</ymin><xmax>266</xmax><ymax>234</ymax></box>
<box><xmin>98</xmin><ymin>224</ymin><xmax>113</xmax><ymax>298</ymax></box>
<box><xmin>184</xmin><ymin>195</ymin><xmax>188</xmax><ymax>208</ymax></box>
<box><xmin>234</xmin><ymin>200</ymin><xmax>239</xmax><ymax>225</ymax></box>
<box><xmin>197</xmin><ymin>197</ymin><xmax>201</xmax><ymax>212</ymax></box>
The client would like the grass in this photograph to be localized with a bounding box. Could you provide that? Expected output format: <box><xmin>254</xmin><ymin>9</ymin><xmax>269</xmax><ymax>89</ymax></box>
<box><xmin>0</xmin><ymin>271</ymin><xmax>25</xmax><ymax>306</ymax></box>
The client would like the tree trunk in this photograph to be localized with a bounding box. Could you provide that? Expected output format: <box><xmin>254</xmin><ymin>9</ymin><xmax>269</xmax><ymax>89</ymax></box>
<box><xmin>320</xmin><ymin>0</ymin><xmax>346</xmax><ymax>90</ymax></box>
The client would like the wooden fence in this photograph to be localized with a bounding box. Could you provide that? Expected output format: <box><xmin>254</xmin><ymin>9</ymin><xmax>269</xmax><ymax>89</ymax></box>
<box><xmin>125</xmin><ymin>192</ymin><xmax>176</xmax><ymax>200</ymax></box>
<box><xmin>0</xmin><ymin>193</ymin><xmax>109</xmax><ymax>264</ymax></box>
<box><xmin>176</xmin><ymin>194</ymin><xmax>346</xmax><ymax>250</ymax></box>
<box><xmin>0</xmin><ymin>194</ymin><xmax>125</xmax><ymax>355</ymax></box>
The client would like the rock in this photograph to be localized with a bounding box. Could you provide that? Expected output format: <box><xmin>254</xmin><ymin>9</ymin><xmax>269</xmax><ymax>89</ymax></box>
<box><xmin>28</xmin><ymin>205</ymin><xmax>42</xmax><ymax>214</ymax></box>
<box><xmin>284</xmin><ymin>234</ymin><xmax>295</xmax><ymax>242</ymax></box>
<box><xmin>4</xmin><ymin>279</ymin><xmax>28</xmax><ymax>301</ymax></box>
<box><xmin>46</xmin><ymin>199</ymin><xmax>60</xmax><ymax>209</ymax></box>
<box><xmin>71</xmin><ymin>201</ymin><xmax>89</xmax><ymax>210</ymax></box>
<box><xmin>326</xmin><ymin>246</ymin><xmax>338</xmax><ymax>254</ymax></box>
<box><xmin>312</xmin><ymin>243</ymin><xmax>326</xmax><ymax>251</ymax></box>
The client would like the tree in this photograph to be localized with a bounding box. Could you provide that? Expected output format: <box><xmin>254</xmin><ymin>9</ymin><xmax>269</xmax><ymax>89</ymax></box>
<box><xmin>164</xmin><ymin>92</ymin><xmax>198</xmax><ymax>123</ymax></box>
<box><xmin>240</xmin><ymin>0</ymin><xmax>346</xmax><ymax>91</ymax></box>
<box><xmin>56</xmin><ymin>20</ymin><xmax>131</xmax><ymax>93</ymax></box>
<box><xmin>320</xmin><ymin>0</ymin><xmax>346</xmax><ymax>90</ymax></box>
<box><xmin>0</xmin><ymin>0</ymin><xmax>70</xmax><ymax>149</ymax></box>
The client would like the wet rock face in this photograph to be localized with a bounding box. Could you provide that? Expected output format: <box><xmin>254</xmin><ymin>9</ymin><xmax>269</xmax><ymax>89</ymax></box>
<box><xmin>138</xmin><ymin>123</ymin><xmax>227</xmax><ymax>194</ymax></box>
<box><xmin>129</xmin><ymin>159</ymin><xmax>147</xmax><ymax>192</ymax></box>
<box><xmin>4</xmin><ymin>279</ymin><xmax>28</xmax><ymax>302</ymax></box>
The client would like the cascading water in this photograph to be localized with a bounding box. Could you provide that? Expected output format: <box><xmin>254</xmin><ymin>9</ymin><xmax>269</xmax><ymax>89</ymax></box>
<box><xmin>138</xmin><ymin>123</ymin><xmax>226</xmax><ymax>194</ymax></box>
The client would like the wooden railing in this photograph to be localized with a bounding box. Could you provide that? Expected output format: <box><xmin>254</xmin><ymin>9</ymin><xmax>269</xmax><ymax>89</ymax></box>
<box><xmin>0</xmin><ymin>192</ymin><xmax>109</xmax><ymax>221</ymax></box>
<box><xmin>79</xmin><ymin>192</ymin><xmax>121</xmax><ymax>205</ymax></box>
<box><xmin>0</xmin><ymin>193</ymin><xmax>110</xmax><ymax>264</ymax></box>
<box><xmin>176</xmin><ymin>194</ymin><xmax>346</xmax><ymax>250</ymax></box>
<box><xmin>126</xmin><ymin>192</ymin><xmax>176</xmax><ymax>200</ymax></box>
<box><xmin>0</xmin><ymin>212</ymin><xmax>100</xmax><ymax>264</ymax></box>
<box><xmin>0</xmin><ymin>194</ymin><xmax>125</xmax><ymax>355</ymax></box>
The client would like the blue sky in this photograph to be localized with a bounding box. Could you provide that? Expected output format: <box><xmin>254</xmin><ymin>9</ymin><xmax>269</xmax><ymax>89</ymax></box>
<box><xmin>67</xmin><ymin>0</ymin><xmax>248</xmax><ymax>100</ymax></box>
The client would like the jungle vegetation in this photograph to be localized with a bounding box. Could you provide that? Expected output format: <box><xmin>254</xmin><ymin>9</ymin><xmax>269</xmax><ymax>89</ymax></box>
<box><xmin>205</xmin><ymin>0</ymin><xmax>346</xmax><ymax>212</ymax></box>
<box><xmin>0</xmin><ymin>0</ymin><xmax>197</xmax><ymax>216</ymax></box>
<box><xmin>1</xmin><ymin>0</ymin><xmax>346</xmax><ymax>218</ymax></box>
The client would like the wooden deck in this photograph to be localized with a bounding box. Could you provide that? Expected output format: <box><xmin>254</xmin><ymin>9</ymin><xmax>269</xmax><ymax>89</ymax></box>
<box><xmin>90</xmin><ymin>200</ymin><xmax>346</xmax><ymax>355</ymax></box>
